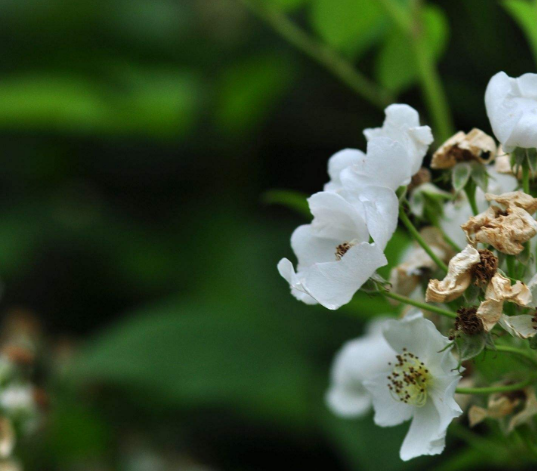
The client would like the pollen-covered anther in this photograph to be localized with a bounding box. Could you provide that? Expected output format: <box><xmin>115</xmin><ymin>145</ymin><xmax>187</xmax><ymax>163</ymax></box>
<box><xmin>471</xmin><ymin>249</ymin><xmax>498</xmax><ymax>286</ymax></box>
<box><xmin>455</xmin><ymin>307</ymin><xmax>484</xmax><ymax>335</ymax></box>
<box><xmin>387</xmin><ymin>350</ymin><xmax>430</xmax><ymax>407</ymax></box>
<box><xmin>335</xmin><ymin>242</ymin><xmax>353</xmax><ymax>260</ymax></box>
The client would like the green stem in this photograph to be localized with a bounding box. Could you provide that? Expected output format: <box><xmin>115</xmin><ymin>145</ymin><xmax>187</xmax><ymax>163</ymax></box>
<box><xmin>380</xmin><ymin>0</ymin><xmax>454</xmax><ymax>142</ymax></box>
<box><xmin>238</xmin><ymin>0</ymin><xmax>393</xmax><ymax>108</ymax></box>
<box><xmin>465</xmin><ymin>181</ymin><xmax>479</xmax><ymax>216</ymax></box>
<box><xmin>399</xmin><ymin>207</ymin><xmax>449</xmax><ymax>272</ymax></box>
<box><xmin>506</xmin><ymin>256</ymin><xmax>517</xmax><ymax>280</ymax></box>
<box><xmin>523</xmin><ymin>164</ymin><xmax>531</xmax><ymax>194</ymax></box>
<box><xmin>383</xmin><ymin>290</ymin><xmax>457</xmax><ymax>319</ymax></box>
<box><xmin>456</xmin><ymin>376</ymin><xmax>537</xmax><ymax>395</ymax></box>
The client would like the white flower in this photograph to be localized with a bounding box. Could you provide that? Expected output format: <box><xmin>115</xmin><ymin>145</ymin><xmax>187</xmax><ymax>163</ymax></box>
<box><xmin>326</xmin><ymin>318</ymin><xmax>394</xmax><ymax>417</ymax></box>
<box><xmin>0</xmin><ymin>385</ymin><xmax>35</xmax><ymax>416</ymax></box>
<box><xmin>363</xmin><ymin>313</ymin><xmax>462</xmax><ymax>461</ymax></box>
<box><xmin>485</xmin><ymin>71</ymin><xmax>537</xmax><ymax>152</ymax></box>
<box><xmin>278</xmin><ymin>191</ymin><xmax>387</xmax><ymax>310</ymax></box>
<box><xmin>364</xmin><ymin>104</ymin><xmax>433</xmax><ymax>175</ymax></box>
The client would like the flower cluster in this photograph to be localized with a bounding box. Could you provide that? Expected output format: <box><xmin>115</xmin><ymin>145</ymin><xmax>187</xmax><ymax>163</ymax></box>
<box><xmin>278</xmin><ymin>104</ymin><xmax>433</xmax><ymax>309</ymax></box>
<box><xmin>277</xmin><ymin>71</ymin><xmax>537</xmax><ymax>461</ymax></box>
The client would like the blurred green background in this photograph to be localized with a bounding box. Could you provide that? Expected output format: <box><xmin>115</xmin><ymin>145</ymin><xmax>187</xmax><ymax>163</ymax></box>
<box><xmin>0</xmin><ymin>0</ymin><xmax>535</xmax><ymax>469</ymax></box>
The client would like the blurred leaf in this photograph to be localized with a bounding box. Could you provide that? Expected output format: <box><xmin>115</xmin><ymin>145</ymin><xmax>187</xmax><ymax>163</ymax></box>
<box><xmin>0</xmin><ymin>70</ymin><xmax>200</xmax><ymax>138</ymax></box>
<box><xmin>215</xmin><ymin>55</ymin><xmax>294</xmax><ymax>134</ymax></box>
<box><xmin>263</xmin><ymin>189</ymin><xmax>310</xmax><ymax>217</ymax></box>
<box><xmin>72</xmin><ymin>299</ymin><xmax>321</xmax><ymax>429</ymax></box>
<box><xmin>310</xmin><ymin>0</ymin><xmax>387</xmax><ymax>57</ymax></box>
<box><xmin>376</xmin><ymin>5</ymin><xmax>449</xmax><ymax>93</ymax></box>
<box><xmin>502</xmin><ymin>0</ymin><xmax>537</xmax><ymax>65</ymax></box>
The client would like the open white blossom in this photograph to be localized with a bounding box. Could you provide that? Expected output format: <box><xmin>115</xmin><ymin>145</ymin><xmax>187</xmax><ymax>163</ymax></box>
<box><xmin>278</xmin><ymin>191</ymin><xmax>387</xmax><ymax>310</ymax></box>
<box><xmin>364</xmin><ymin>104</ymin><xmax>434</xmax><ymax>175</ymax></box>
<box><xmin>485</xmin><ymin>72</ymin><xmax>537</xmax><ymax>152</ymax></box>
<box><xmin>326</xmin><ymin>318</ymin><xmax>394</xmax><ymax>417</ymax></box>
<box><xmin>363</xmin><ymin>313</ymin><xmax>462</xmax><ymax>461</ymax></box>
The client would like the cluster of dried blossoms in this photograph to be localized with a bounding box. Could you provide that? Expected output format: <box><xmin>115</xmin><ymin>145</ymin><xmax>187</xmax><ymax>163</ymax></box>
<box><xmin>278</xmin><ymin>71</ymin><xmax>537</xmax><ymax>461</ymax></box>
<box><xmin>0</xmin><ymin>311</ymin><xmax>44</xmax><ymax>471</ymax></box>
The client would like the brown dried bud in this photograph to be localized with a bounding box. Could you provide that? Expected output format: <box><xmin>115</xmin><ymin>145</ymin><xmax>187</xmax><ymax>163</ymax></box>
<box><xmin>455</xmin><ymin>307</ymin><xmax>484</xmax><ymax>336</ymax></box>
<box><xmin>471</xmin><ymin>249</ymin><xmax>498</xmax><ymax>286</ymax></box>
<box><xmin>431</xmin><ymin>129</ymin><xmax>496</xmax><ymax>169</ymax></box>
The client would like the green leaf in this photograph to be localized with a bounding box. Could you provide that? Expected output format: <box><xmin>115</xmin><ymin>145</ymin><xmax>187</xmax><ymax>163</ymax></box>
<box><xmin>376</xmin><ymin>5</ymin><xmax>449</xmax><ymax>93</ymax></box>
<box><xmin>452</xmin><ymin>162</ymin><xmax>472</xmax><ymax>193</ymax></box>
<box><xmin>0</xmin><ymin>70</ymin><xmax>201</xmax><ymax>138</ymax></box>
<box><xmin>263</xmin><ymin>189</ymin><xmax>310</xmax><ymax>218</ymax></box>
<box><xmin>310</xmin><ymin>0</ymin><xmax>387</xmax><ymax>58</ymax></box>
<box><xmin>72</xmin><ymin>299</ymin><xmax>320</xmax><ymax>428</ymax></box>
<box><xmin>502</xmin><ymin>0</ymin><xmax>537</xmax><ymax>66</ymax></box>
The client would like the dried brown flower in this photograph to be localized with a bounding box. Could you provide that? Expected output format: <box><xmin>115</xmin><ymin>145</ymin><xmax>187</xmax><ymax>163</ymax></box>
<box><xmin>431</xmin><ymin>129</ymin><xmax>496</xmax><ymax>169</ymax></box>
<box><xmin>461</xmin><ymin>192</ymin><xmax>537</xmax><ymax>255</ymax></box>
<box><xmin>476</xmin><ymin>273</ymin><xmax>532</xmax><ymax>332</ymax></box>
<box><xmin>471</xmin><ymin>249</ymin><xmax>498</xmax><ymax>286</ymax></box>
<box><xmin>425</xmin><ymin>245</ymin><xmax>481</xmax><ymax>303</ymax></box>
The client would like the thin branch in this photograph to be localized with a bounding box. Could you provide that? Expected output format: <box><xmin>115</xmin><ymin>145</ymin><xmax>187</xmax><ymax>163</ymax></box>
<box><xmin>238</xmin><ymin>0</ymin><xmax>393</xmax><ymax>109</ymax></box>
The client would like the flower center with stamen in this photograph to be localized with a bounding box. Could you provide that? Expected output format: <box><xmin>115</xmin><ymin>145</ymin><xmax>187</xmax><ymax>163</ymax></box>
<box><xmin>335</xmin><ymin>242</ymin><xmax>352</xmax><ymax>260</ymax></box>
<box><xmin>387</xmin><ymin>349</ymin><xmax>431</xmax><ymax>407</ymax></box>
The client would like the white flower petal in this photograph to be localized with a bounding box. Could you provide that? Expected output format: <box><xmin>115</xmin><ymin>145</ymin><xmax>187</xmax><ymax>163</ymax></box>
<box><xmin>308</xmin><ymin>191</ymin><xmax>369</xmax><ymax>243</ymax></box>
<box><xmin>485</xmin><ymin>71</ymin><xmax>537</xmax><ymax>151</ymax></box>
<box><xmin>291</xmin><ymin>225</ymin><xmax>338</xmax><ymax>269</ymax></box>
<box><xmin>340</xmin><ymin>137</ymin><xmax>413</xmax><ymax>192</ymax></box>
<box><xmin>498</xmin><ymin>314</ymin><xmax>537</xmax><ymax>339</ymax></box>
<box><xmin>277</xmin><ymin>258</ymin><xmax>318</xmax><ymax>305</ymax></box>
<box><xmin>364</xmin><ymin>104</ymin><xmax>433</xmax><ymax>175</ymax></box>
<box><xmin>302</xmin><ymin>242</ymin><xmax>387</xmax><ymax>310</ymax></box>
<box><xmin>400</xmin><ymin>401</ymin><xmax>446</xmax><ymax>461</ymax></box>
<box><xmin>326</xmin><ymin>319</ymin><xmax>395</xmax><ymax>417</ymax></box>
<box><xmin>364</xmin><ymin>372</ymin><xmax>414</xmax><ymax>427</ymax></box>
<box><xmin>382</xmin><ymin>314</ymin><xmax>452</xmax><ymax>366</ymax></box>
<box><xmin>324</xmin><ymin>148</ymin><xmax>365</xmax><ymax>192</ymax></box>
<box><xmin>429</xmin><ymin>375</ymin><xmax>463</xmax><ymax>432</ymax></box>
<box><xmin>354</xmin><ymin>186</ymin><xmax>398</xmax><ymax>251</ymax></box>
